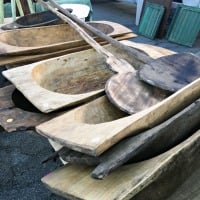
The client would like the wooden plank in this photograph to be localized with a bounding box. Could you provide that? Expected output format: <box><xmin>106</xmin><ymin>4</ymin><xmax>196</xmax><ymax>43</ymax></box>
<box><xmin>41</xmin><ymin>130</ymin><xmax>200</xmax><ymax>200</ymax></box>
<box><xmin>36</xmin><ymin>75</ymin><xmax>200</xmax><ymax>156</ymax></box>
<box><xmin>166</xmin><ymin>167</ymin><xmax>200</xmax><ymax>200</ymax></box>
<box><xmin>0</xmin><ymin>21</ymin><xmax>135</xmax><ymax>56</ymax></box>
<box><xmin>91</xmin><ymin>98</ymin><xmax>200</xmax><ymax>179</ymax></box>
<box><xmin>105</xmin><ymin>71</ymin><xmax>170</xmax><ymax>114</ymax></box>
<box><xmin>139</xmin><ymin>53</ymin><xmax>200</xmax><ymax>92</ymax></box>
<box><xmin>142</xmin><ymin>0</ymin><xmax>173</xmax><ymax>38</ymax></box>
<box><xmin>42</xmin><ymin>97</ymin><xmax>200</xmax><ymax>179</ymax></box>
<box><xmin>0</xmin><ymin>33</ymin><xmax>135</xmax><ymax>66</ymax></box>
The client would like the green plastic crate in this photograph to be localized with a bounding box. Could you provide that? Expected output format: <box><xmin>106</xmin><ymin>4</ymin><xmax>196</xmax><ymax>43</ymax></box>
<box><xmin>138</xmin><ymin>2</ymin><xmax>165</xmax><ymax>39</ymax></box>
<box><xmin>167</xmin><ymin>5</ymin><xmax>200</xmax><ymax>47</ymax></box>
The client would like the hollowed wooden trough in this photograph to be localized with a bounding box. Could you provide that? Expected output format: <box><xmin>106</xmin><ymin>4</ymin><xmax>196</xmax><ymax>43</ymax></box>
<box><xmin>0</xmin><ymin>21</ymin><xmax>135</xmax><ymax>56</ymax></box>
<box><xmin>36</xmin><ymin>74</ymin><xmax>200</xmax><ymax>156</ymax></box>
<box><xmin>3</xmin><ymin>41</ymin><xmax>174</xmax><ymax>113</ymax></box>
<box><xmin>41</xmin><ymin>129</ymin><xmax>200</xmax><ymax>200</ymax></box>
<box><xmin>0</xmin><ymin>41</ymin><xmax>174</xmax><ymax>132</ymax></box>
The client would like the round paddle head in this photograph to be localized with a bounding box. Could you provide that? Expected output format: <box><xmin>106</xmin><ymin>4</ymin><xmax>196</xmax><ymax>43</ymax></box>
<box><xmin>105</xmin><ymin>72</ymin><xmax>169</xmax><ymax>114</ymax></box>
<box><xmin>139</xmin><ymin>53</ymin><xmax>200</xmax><ymax>92</ymax></box>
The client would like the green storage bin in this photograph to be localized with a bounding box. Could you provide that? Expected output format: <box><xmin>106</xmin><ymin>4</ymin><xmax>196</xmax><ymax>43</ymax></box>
<box><xmin>167</xmin><ymin>5</ymin><xmax>200</xmax><ymax>47</ymax></box>
<box><xmin>138</xmin><ymin>2</ymin><xmax>165</xmax><ymax>39</ymax></box>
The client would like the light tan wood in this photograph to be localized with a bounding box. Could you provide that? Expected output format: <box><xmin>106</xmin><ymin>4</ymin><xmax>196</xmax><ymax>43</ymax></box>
<box><xmin>39</xmin><ymin>0</ymin><xmax>150</xmax><ymax>67</ymax></box>
<box><xmin>0</xmin><ymin>33</ymin><xmax>135</xmax><ymax>66</ymax></box>
<box><xmin>36</xmin><ymin>74</ymin><xmax>200</xmax><ymax>156</ymax></box>
<box><xmin>38</xmin><ymin>0</ymin><xmax>135</xmax><ymax>73</ymax></box>
<box><xmin>41</xmin><ymin>130</ymin><xmax>200</xmax><ymax>200</ymax></box>
<box><xmin>0</xmin><ymin>21</ymin><xmax>135</xmax><ymax>56</ymax></box>
<box><xmin>3</xmin><ymin>41</ymin><xmax>174</xmax><ymax>113</ymax></box>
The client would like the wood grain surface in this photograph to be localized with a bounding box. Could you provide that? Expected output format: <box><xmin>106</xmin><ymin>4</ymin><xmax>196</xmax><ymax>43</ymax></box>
<box><xmin>3</xmin><ymin>41</ymin><xmax>174</xmax><ymax>113</ymax></box>
<box><xmin>0</xmin><ymin>85</ymin><xmax>62</xmax><ymax>132</ymax></box>
<box><xmin>37</xmin><ymin>75</ymin><xmax>200</xmax><ymax>156</ymax></box>
<box><xmin>0</xmin><ymin>21</ymin><xmax>135</xmax><ymax>56</ymax></box>
<box><xmin>139</xmin><ymin>53</ymin><xmax>200</xmax><ymax>92</ymax></box>
<box><xmin>41</xmin><ymin>130</ymin><xmax>200</xmax><ymax>200</ymax></box>
<box><xmin>142</xmin><ymin>0</ymin><xmax>173</xmax><ymax>38</ymax></box>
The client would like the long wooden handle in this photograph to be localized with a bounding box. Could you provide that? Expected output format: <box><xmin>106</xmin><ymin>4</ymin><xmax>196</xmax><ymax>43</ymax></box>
<box><xmin>47</xmin><ymin>0</ymin><xmax>152</xmax><ymax>64</ymax></box>
<box><xmin>37</xmin><ymin>0</ymin><xmax>114</xmax><ymax>60</ymax></box>
<box><xmin>37</xmin><ymin>0</ymin><xmax>136</xmax><ymax>73</ymax></box>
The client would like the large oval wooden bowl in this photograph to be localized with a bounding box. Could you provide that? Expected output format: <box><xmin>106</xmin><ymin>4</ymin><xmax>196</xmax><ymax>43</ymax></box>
<box><xmin>0</xmin><ymin>21</ymin><xmax>134</xmax><ymax>55</ymax></box>
<box><xmin>36</xmin><ymin>74</ymin><xmax>200</xmax><ymax>156</ymax></box>
<box><xmin>1</xmin><ymin>22</ymin><xmax>113</xmax><ymax>47</ymax></box>
<box><xmin>3</xmin><ymin>43</ymin><xmax>139</xmax><ymax>113</ymax></box>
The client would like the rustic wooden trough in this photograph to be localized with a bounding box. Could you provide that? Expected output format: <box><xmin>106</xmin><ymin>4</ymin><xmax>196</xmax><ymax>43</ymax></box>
<box><xmin>41</xmin><ymin>129</ymin><xmax>200</xmax><ymax>200</ymax></box>
<box><xmin>0</xmin><ymin>21</ymin><xmax>135</xmax><ymax>56</ymax></box>
<box><xmin>36</xmin><ymin>74</ymin><xmax>200</xmax><ymax>156</ymax></box>
<box><xmin>0</xmin><ymin>33</ymin><xmax>134</xmax><ymax>66</ymax></box>
<box><xmin>0</xmin><ymin>41</ymin><xmax>174</xmax><ymax>132</ymax></box>
<box><xmin>45</xmin><ymin>97</ymin><xmax>200</xmax><ymax>179</ymax></box>
<box><xmin>3</xmin><ymin>41</ymin><xmax>174</xmax><ymax>113</ymax></box>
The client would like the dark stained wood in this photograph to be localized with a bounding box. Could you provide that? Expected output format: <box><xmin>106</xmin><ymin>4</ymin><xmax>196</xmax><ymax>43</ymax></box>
<box><xmin>91</xmin><ymin>98</ymin><xmax>200</xmax><ymax>179</ymax></box>
<box><xmin>38</xmin><ymin>0</ymin><xmax>135</xmax><ymax>73</ymax></box>
<box><xmin>139</xmin><ymin>53</ymin><xmax>200</xmax><ymax>92</ymax></box>
<box><xmin>0</xmin><ymin>21</ymin><xmax>135</xmax><ymax>56</ymax></box>
<box><xmin>36</xmin><ymin>75</ymin><xmax>200</xmax><ymax>156</ymax></box>
<box><xmin>42</xmin><ymin>97</ymin><xmax>200</xmax><ymax>172</ymax></box>
<box><xmin>142</xmin><ymin>0</ymin><xmax>173</xmax><ymax>38</ymax></box>
<box><xmin>0</xmin><ymin>85</ymin><xmax>62</xmax><ymax>132</ymax></box>
<box><xmin>105</xmin><ymin>72</ymin><xmax>169</xmax><ymax>114</ymax></box>
<box><xmin>44</xmin><ymin>0</ymin><xmax>153</xmax><ymax>65</ymax></box>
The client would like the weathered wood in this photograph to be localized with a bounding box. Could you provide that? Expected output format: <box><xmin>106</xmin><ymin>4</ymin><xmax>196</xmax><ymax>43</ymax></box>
<box><xmin>106</xmin><ymin>52</ymin><xmax>200</xmax><ymax>114</ymax></box>
<box><xmin>91</xmin><ymin>98</ymin><xmax>200</xmax><ymax>179</ymax></box>
<box><xmin>38</xmin><ymin>0</ymin><xmax>135</xmax><ymax>73</ymax></box>
<box><xmin>42</xmin><ymin>98</ymin><xmax>200</xmax><ymax>174</ymax></box>
<box><xmin>105</xmin><ymin>72</ymin><xmax>170</xmax><ymax>114</ymax></box>
<box><xmin>36</xmin><ymin>75</ymin><xmax>200</xmax><ymax>156</ymax></box>
<box><xmin>142</xmin><ymin>0</ymin><xmax>173</xmax><ymax>38</ymax></box>
<box><xmin>0</xmin><ymin>21</ymin><xmax>135</xmax><ymax>56</ymax></box>
<box><xmin>139</xmin><ymin>53</ymin><xmax>200</xmax><ymax>92</ymax></box>
<box><xmin>0</xmin><ymin>34</ymin><xmax>135</xmax><ymax>66</ymax></box>
<box><xmin>45</xmin><ymin>0</ymin><xmax>153</xmax><ymax>66</ymax></box>
<box><xmin>166</xmin><ymin>167</ymin><xmax>200</xmax><ymax>200</ymax></box>
<box><xmin>41</xmin><ymin>130</ymin><xmax>200</xmax><ymax>200</ymax></box>
<box><xmin>3</xmin><ymin>41</ymin><xmax>169</xmax><ymax>113</ymax></box>
<box><xmin>1</xmin><ymin>9</ymin><xmax>72</xmax><ymax>30</ymax></box>
<box><xmin>1</xmin><ymin>42</ymin><xmax>174</xmax><ymax>132</ymax></box>
<box><xmin>0</xmin><ymin>85</ymin><xmax>62</xmax><ymax>132</ymax></box>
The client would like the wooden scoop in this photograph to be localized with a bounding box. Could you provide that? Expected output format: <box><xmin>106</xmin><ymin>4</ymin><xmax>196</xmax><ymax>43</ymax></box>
<box><xmin>38</xmin><ymin>0</ymin><xmax>178</xmax><ymax>114</ymax></box>
<box><xmin>37</xmin><ymin>0</ymin><xmax>135</xmax><ymax>73</ymax></box>
<box><xmin>106</xmin><ymin>53</ymin><xmax>200</xmax><ymax>113</ymax></box>
<box><xmin>139</xmin><ymin>53</ymin><xmax>200</xmax><ymax>92</ymax></box>
<box><xmin>43</xmin><ymin>0</ymin><xmax>153</xmax><ymax>67</ymax></box>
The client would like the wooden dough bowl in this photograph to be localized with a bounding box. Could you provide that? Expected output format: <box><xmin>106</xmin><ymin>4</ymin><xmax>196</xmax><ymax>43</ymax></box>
<box><xmin>3</xmin><ymin>41</ymin><xmax>174</xmax><ymax>113</ymax></box>
<box><xmin>0</xmin><ymin>33</ymin><xmax>135</xmax><ymax>66</ymax></box>
<box><xmin>41</xmin><ymin>129</ymin><xmax>200</xmax><ymax>200</ymax></box>
<box><xmin>0</xmin><ymin>21</ymin><xmax>135</xmax><ymax>56</ymax></box>
<box><xmin>36</xmin><ymin>75</ymin><xmax>200</xmax><ymax>156</ymax></box>
<box><xmin>1</xmin><ymin>41</ymin><xmax>174</xmax><ymax>131</ymax></box>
